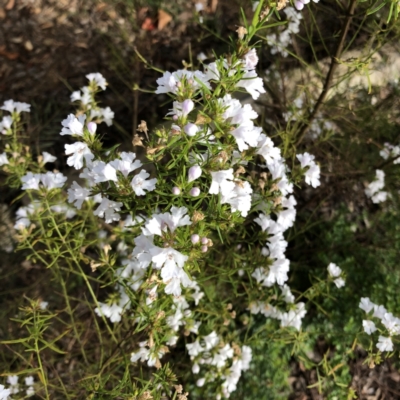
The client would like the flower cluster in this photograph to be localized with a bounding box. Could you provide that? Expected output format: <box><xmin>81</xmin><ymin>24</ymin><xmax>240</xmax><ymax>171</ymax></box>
<box><xmin>365</xmin><ymin>169</ymin><xmax>388</xmax><ymax>203</ymax></box>
<box><xmin>359</xmin><ymin>297</ymin><xmax>400</xmax><ymax>352</ymax></box>
<box><xmin>0</xmin><ymin>38</ymin><xmax>322</xmax><ymax>397</ymax></box>
<box><xmin>0</xmin><ymin>375</ymin><xmax>35</xmax><ymax>399</ymax></box>
<box><xmin>327</xmin><ymin>262</ymin><xmax>345</xmax><ymax>288</ymax></box>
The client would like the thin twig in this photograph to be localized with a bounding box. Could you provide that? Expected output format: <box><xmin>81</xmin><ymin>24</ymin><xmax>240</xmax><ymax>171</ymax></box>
<box><xmin>295</xmin><ymin>0</ymin><xmax>358</xmax><ymax>146</ymax></box>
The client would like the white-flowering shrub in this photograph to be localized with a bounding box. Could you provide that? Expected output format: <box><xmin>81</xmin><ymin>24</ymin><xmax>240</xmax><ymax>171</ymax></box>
<box><xmin>1</xmin><ymin>0</ymin><xmax>400</xmax><ymax>398</ymax></box>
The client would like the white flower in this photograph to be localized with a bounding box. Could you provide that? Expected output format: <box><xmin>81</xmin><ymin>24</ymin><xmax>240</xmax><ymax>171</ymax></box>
<box><xmin>209</xmin><ymin>169</ymin><xmax>235</xmax><ymax>195</ymax></box>
<box><xmin>359</xmin><ymin>297</ymin><xmax>375</xmax><ymax>313</ymax></box>
<box><xmin>187</xmin><ymin>339</ymin><xmax>204</xmax><ymax>357</ymax></box>
<box><xmin>143</xmin><ymin>207</ymin><xmax>191</xmax><ymax>236</ymax></box>
<box><xmin>21</xmin><ymin>172</ymin><xmax>41</xmax><ymax>190</ymax></box>
<box><xmin>256</xmin><ymin>134</ymin><xmax>282</xmax><ymax>164</ymax></box>
<box><xmin>376</xmin><ymin>336</ymin><xmax>393</xmax><ymax>352</ymax></box>
<box><xmin>0</xmin><ymin>384</ymin><xmax>11</xmax><ymax>400</ymax></box>
<box><xmin>92</xmin><ymin>162</ymin><xmax>118</xmax><ymax>183</ymax></box>
<box><xmin>0</xmin><ymin>115</ymin><xmax>13</xmax><ymax>134</ymax></box>
<box><xmin>237</xmin><ymin>70</ymin><xmax>266</xmax><ymax>99</ymax></box>
<box><xmin>26</xmin><ymin>386</ymin><xmax>35</xmax><ymax>397</ymax></box>
<box><xmin>41</xmin><ymin>172</ymin><xmax>67</xmax><ymax>189</ymax></box>
<box><xmin>365</xmin><ymin>170</ymin><xmax>386</xmax><ymax>202</ymax></box>
<box><xmin>1</xmin><ymin>99</ymin><xmax>31</xmax><ymax>113</ymax></box>
<box><xmin>68</xmin><ymin>181</ymin><xmax>91</xmax><ymax>209</ymax></box>
<box><xmin>221</xmin><ymin>180</ymin><xmax>253</xmax><ymax>217</ymax></box>
<box><xmin>39</xmin><ymin>301</ymin><xmax>48</xmax><ymax>310</ymax></box>
<box><xmin>86</xmin><ymin>72</ymin><xmax>107</xmax><ymax>90</ymax></box>
<box><xmin>373</xmin><ymin>304</ymin><xmax>387</xmax><ymax>319</ymax></box>
<box><xmin>305</xmin><ymin>164</ymin><xmax>321</xmax><ymax>187</ymax></box>
<box><xmin>109</xmin><ymin>152</ymin><xmax>142</xmax><ymax>177</ymax></box>
<box><xmin>297</xmin><ymin>153</ymin><xmax>320</xmax><ymax>188</ymax></box>
<box><xmin>60</xmin><ymin>114</ymin><xmax>86</xmax><ymax>136</ymax></box>
<box><xmin>0</xmin><ymin>152</ymin><xmax>9</xmax><ymax>166</ymax></box>
<box><xmin>65</xmin><ymin>142</ymin><xmax>94</xmax><ymax>170</ymax></box>
<box><xmin>25</xmin><ymin>376</ymin><xmax>34</xmax><ymax>386</ymax></box>
<box><xmin>155</xmin><ymin>70</ymin><xmax>211</xmax><ymax>94</ymax></box>
<box><xmin>327</xmin><ymin>262</ymin><xmax>341</xmax><ymax>278</ymax></box>
<box><xmin>203</xmin><ymin>331</ymin><xmax>219</xmax><ymax>350</ymax></box>
<box><xmin>100</xmin><ymin>107</ymin><xmax>114</xmax><ymax>126</ymax></box>
<box><xmin>51</xmin><ymin>204</ymin><xmax>77</xmax><ymax>219</ymax></box>
<box><xmin>93</xmin><ymin>196</ymin><xmax>123</xmax><ymax>223</ymax></box>
<box><xmin>42</xmin><ymin>151</ymin><xmax>57</xmax><ymax>164</ymax></box>
<box><xmin>254</xmin><ymin>213</ymin><xmax>272</xmax><ymax>231</ymax></box>
<box><xmin>131</xmin><ymin>170</ymin><xmax>157</xmax><ymax>196</ymax></box>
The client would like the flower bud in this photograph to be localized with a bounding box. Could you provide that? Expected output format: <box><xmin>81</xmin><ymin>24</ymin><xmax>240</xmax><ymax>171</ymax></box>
<box><xmin>87</xmin><ymin>122</ymin><xmax>97</xmax><ymax>135</ymax></box>
<box><xmin>172</xmin><ymin>186</ymin><xmax>181</xmax><ymax>195</ymax></box>
<box><xmin>294</xmin><ymin>0</ymin><xmax>304</xmax><ymax>9</ymax></box>
<box><xmin>188</xmin><ymin>165</ymin><xmax>202</xmax><ymax>182</ymax></box>
<box><xmin>172</xmin><ymin>115</ymin><xmax>178</xmax><ymax>121</ymax></box>
<box><xmin>191</xmin><ymin>234</ymin><xmax>200</xmax><ymax>244</ymax></box>
<box><xmin>182</xmin><ymin>99</ymin><xmax>194</xmax><ymax>116</ymax></box>
<box><xmin>201</xmin><ymin>237</ymin><xmax>208</xmax><ymax>245</ymax></box>
<box><xmin>196</xmin><ymin>378</ymin><xmax>205</xmax><ymax>387</ymax></box>
<box><xmin>192</xmin><ymin>363</ymin><xmax>200</xmax><ymax>374</ymax></box>
<box><xmin>201</xmin><ymin>245</ymin><xmax>208</xmax><ymax>253</ymax></box>
<box><xmin>190</xmin><ymin>187</ymin><xmax>200</xmax><ymax>196</ymax></box>
<box><xmin>184</xmin><ymin>123</ymin><xmax>198</xmax><ymax>137</ymax></box>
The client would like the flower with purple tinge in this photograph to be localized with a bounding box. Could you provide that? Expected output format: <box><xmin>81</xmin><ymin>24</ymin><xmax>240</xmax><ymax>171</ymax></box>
<box><xmin>188</xmin><ymin>165</ymin><xmax>202</xmax><ymax>182</ymax></box>
<box><xmin>87</xmin><ymin>121</ymin><xmax>97</xmax><ymax>135</ymax></box>
<box><xmin>190</xmin><ymin>187</ymin><xmax>201</xmax><ymax>196</ymax></box>
<box><xmin>1</xmin><ymin>99</ymin><xmax>31</xmax><ymax>113</ymax></box>
<box><xmin>172</xmin><ymin>186</ymin><xmax>181</xmax><ymax>195</ymax></box>
<box><xmin>0</xmin><ymin>152</ymin><xmax>9</xmax><ymax>166</ymax></box>
<box><xmin>41</xmin><ymin>171</ymin><xmax>67</xmax><ymax>189</ymax></box>
<box><xmin>191</xmin><ymin>234</ymin><xmax>200</xmax><ymax>244</ymax></box>
<box><xmin>182</xmin><ymin>99</ymin><xmax>194</xmax><ymax>116</ymax></box>
<box><xmin>131</xmin><ymin>170</ymin><xmax>157</xmax><ymax>196</ymax></box>
<box><xmin>243</xmin><ymin>48</ymin><xmax>259</xmax><ymax>70</ymax></box>
<box><xmin>93</xmin><ymin>196</ymin><xmax>123</xmax><ymax>223</ymax></box>
<box><xmin>65</xmin><ymin>142</ymin><xmax>94</xmax><ymax>170</ymax></box>
<box><xmin>68</xmin><ymin>181</ymin><xmax>91</xmax><ymax>209</ymax></box>
<box><xmin>294</xmin><ymin>0</ymin><xmax>304</xmax><ymax>10</ymax></box>
<box><xmin>86</xmin><ymin>72</ymin><xmax>107</xmax><ymax>90</ymax></box>
<box><xmin>21</xmin><ymin>172</ymin><xmax>41</xmax><ymax>190</ymax></box>
<box><xmin>184</xmin><ymin>123</ymin><xmax>198</xmax><ymax>137</ymax></box>
<box><xmin>376</xmin><ymin>336</ymin><xmax>393</xmax><ymax>352</ymax></box>
<box><xmin>60</xmin><ymin>114</ymin><xmax>86</xmax><ymax>136</ymax></box>
<box><xmin>201</xmin><ymin>245</ymin><xmax>208</xmax><ymax>252</ymax></box>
